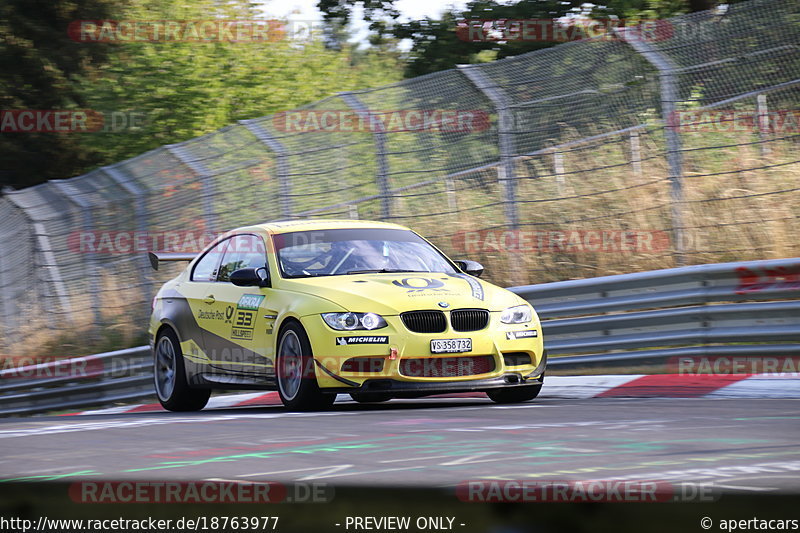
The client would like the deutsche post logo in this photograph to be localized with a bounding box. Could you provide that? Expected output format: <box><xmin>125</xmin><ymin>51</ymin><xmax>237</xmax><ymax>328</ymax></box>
<box><xmin>392</xmin><ymin>278</ymin><xmax>447</xmax><ymax>292</ymax></box>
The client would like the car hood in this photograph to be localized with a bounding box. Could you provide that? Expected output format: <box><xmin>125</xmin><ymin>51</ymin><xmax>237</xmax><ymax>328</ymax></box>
<box><xmin>280</xmin><ymin>273</ymin><xmax>526</xmax><ymax>315</ymax></box>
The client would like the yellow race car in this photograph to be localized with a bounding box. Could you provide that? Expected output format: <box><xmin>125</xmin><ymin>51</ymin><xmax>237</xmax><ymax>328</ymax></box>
<box><xmin>148</xmin><ymin>220</ymin><xmax>545</xmax><ymax>411</ymax></box>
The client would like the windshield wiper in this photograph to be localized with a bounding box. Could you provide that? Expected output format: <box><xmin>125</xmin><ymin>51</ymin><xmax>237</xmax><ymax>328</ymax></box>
<box><xmin>345</xmin><ymin>268</ymin><xmax>422</xmax><ymax>275</ymax></box>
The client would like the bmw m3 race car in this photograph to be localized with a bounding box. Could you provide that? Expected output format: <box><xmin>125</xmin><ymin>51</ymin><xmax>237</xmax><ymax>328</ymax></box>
<box><xmin>148</xmin><ymin>220</ymin><xmax>546</xmax><ymax>411</ymax></box>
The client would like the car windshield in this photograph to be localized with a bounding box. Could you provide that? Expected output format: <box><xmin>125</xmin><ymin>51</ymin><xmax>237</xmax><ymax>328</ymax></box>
<box><xmin>273</xmin><ymin>228</ymin><xmax>458</xmax><ymax>278</ymax></box>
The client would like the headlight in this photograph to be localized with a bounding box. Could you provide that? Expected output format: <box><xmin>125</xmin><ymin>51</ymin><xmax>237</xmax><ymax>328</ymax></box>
<box><xmin>322</xmin><ymin>312</ymin><xmax>387</xmax><ymax>331</ymax></box>
<box><xmin>500</xmin><ymin>304</ymin><xmax>532</xmax><ymax>324</ymax></box>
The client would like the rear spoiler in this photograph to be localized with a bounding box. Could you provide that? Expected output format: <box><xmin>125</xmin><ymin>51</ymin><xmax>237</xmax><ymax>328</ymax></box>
<box><xmin>148</xmin><ymin>252</ymin><xmax>196</xmax><ymax>271</ymax></box>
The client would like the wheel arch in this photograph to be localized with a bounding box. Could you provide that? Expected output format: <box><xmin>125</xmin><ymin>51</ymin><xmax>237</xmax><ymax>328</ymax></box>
<box><xmin>155</xmin><ymin>321</ymin><xmax>179</xmax><ymax>342</ymax></box>
<box><xmin>275</xmin><ymin>315</ymin><xmax>309</xmax><ymax>352</ymax></box>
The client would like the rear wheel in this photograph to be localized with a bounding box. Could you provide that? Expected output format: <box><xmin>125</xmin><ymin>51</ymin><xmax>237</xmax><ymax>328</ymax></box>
<box><xmin>154</xmin><ymin>329</ymin><xmax>210</xmax><ymax>411</ymax></box>
<box><xmin>486</xmin><ymin>384</ymin><xmax>542</xmax><ymax>404</ymax></box>
<box><xmin>276</xmin><ymin>322</ymin><xmax>335</xmax><ymax>411</ymax></box>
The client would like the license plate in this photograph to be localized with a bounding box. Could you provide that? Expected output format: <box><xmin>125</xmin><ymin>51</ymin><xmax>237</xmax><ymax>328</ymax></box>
<box><xmin>430</xmin><ymin>338</ymin><xmax>472</xmax><ymax>353</ymax></box>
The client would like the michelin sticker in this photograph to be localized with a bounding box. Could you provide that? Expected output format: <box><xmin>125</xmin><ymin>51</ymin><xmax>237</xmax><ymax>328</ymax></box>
<box><xmin>506</xmin><ymin>330</ymin><xmax>538</xmax><ymax>340</ymax></box>
<box><xmin>336</xmin><ymin>336</ymin><xmax>389</xmax><ymax>345</ymax></box>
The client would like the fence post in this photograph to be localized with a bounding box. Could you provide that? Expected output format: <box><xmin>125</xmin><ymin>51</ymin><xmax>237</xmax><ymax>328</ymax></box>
<box><xmin>339</xmin><ymin>92</ymin><xmax>392</xmax><ymax>220</ymax></box>
<box><xmin>630</xmin><ymin>131</ymin><xmax>643</xmax><ymax>179</ymax></box>
<box><xmin>553</xmin><ymin>150</ymin><xmax>566</xmax><ymax>196</ymax></box>
<box><xmin>757</xmin><ymin>94</ymin><xmax>771</xmax><ymax>156</ymax></box>
<box><xmin>0</xmin><ymin>237</ymin><xmax>17</xmax><ymax>345</ymax></box>
<box><xmin>103</xmin><ymin>165</ymin><xmax>152</xmax><ymax>302</ymax></box>
<box><xmin>445</xmin><ymin>176</ymin><xmax>457</xmax><ymax>211</ymax></box>
<box><xmin>459</xmin><ymin>64</ymin><xmax>525</xmax><ymax>282</ymax></box>
<box><xmin>49</xmin><ymin>181</ymin><xmax>103</xmax><ymax>331</ymax></box>
<box><xmin>3</xmin><ymin>191</ymin><xmax>73</xmax><ymax>323</ymax></box>
<box><xmin>30</xmin><ymin>222</ymin><xmax>72</xmax><ymax>317</ymax></box>
<box><xmin>240</xmin><ymin>119</ymin><xmax>293</xmax><ymax>219</ymax></box>
<box><xmin>165</xmin><ymin>144</ymin><xmax>219</xmax><ymax>232</ymax></box>
<box><xmin>458</xmin><ymin>65</ymin><xmax>519</xmax><ymax>230</ymax></box>
<box><xmin>616</xmin><ymin>28</ymin><xmax>686</xmax><ymax>266</ymax></box>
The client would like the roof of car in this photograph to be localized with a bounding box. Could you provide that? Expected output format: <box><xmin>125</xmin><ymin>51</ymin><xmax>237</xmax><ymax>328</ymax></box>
<box><xmin>248</xmin><ymin>219</ymin><xmax>411</xmax><ymax>235</ymax></box>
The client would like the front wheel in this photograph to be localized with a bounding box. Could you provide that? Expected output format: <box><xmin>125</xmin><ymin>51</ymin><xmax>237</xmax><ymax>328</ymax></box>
<box><xmin>154</xmin><ymin>329</ymin><xmax>210</xmax><ymax>412</ymax></box>
<box><xmin>276</xmin><ymin>322</ymin><xmax>335</xmax><ymax>411</ymax></box>
<box><xmin>486</xmin><ymin>384</ymin><xmax>542</xmax><ymax>404</ymax></box>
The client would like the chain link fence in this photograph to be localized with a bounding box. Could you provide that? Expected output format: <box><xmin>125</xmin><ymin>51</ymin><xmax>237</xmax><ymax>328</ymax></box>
<box><xmin>1</xmin><ymin>0</ymin><xmax>798</xmax><ymax>352</ymax></box>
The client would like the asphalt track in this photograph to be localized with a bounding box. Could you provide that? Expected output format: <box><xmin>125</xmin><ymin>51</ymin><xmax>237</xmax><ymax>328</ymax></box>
<box><xmin>1</xmin><ymin>396</ymin><xmax>799</xmax><ymax>492</ymax></box>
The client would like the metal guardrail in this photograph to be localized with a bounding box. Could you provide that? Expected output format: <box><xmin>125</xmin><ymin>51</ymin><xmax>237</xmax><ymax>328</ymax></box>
<box><xmin>512</xmin><ymin>257</ymin><xmax>800</xmax><ymax>367</ymax></box>
<box><xmin>0</xmin><ymin>347</ymin><xmax>152</xmax><ymax>417</ymax></box>
<box><xmin>1</xmin><ymin>257</ymin><xmax>798</xmax><ymax>416</ymax></box>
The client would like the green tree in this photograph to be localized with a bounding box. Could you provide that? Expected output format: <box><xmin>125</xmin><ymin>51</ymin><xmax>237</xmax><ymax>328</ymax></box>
<box><xmin>1</xmin><ymin>0</ymin><xmax>403</xmax><ymax>188</ymax></box>
<box><xmin>395</xmin><ymin>1</ymin><xmax>574</xmax><ymax>78</ymax></box>
<box><xmin>72</xmin><ymin>0</ymin><xmax>404</xmax><ymax>171</ymax></box>
<box><xmin>319</xmin><ymin>0</ymin><xmax>747</xmax><ymax>77</ymax></box>
<box><xmin>0</xmin><ymin>0</ymin><xmax>119</xmax><ymax>189</ymax></box>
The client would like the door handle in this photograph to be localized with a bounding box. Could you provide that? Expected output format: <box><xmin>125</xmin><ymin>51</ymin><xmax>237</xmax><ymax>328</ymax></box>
<box><xmin>204</xmin><ymin>295</ymin><xmax>216</xmax><ymax>304</ymax></box>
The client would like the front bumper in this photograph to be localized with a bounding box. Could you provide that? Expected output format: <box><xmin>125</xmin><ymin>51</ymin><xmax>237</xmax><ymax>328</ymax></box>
<box><xmin>303</xmin><ymin>311</ymin><xmax>546</xmax><ymax>391</ymax></box>
<box><xmin>320</xmin><ymin>368</ymin><xmax>545</xmax><ymax>397</ymax></box>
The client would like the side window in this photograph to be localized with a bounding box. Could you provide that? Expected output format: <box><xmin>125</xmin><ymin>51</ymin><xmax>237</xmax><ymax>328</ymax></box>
<box><xmin>191</xmin><ymin>240</ymin><xmax>228</xmax><ymax>282</ymax></box>
<box><xmin>217</xmin><ymin>234</ymin><xmax>267</xmax><ymax>283</ymax></box>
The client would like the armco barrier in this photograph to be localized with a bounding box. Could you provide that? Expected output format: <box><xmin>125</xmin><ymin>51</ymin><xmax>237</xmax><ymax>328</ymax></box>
<box><xmin>513</xmin><ymin>257</ymin><xmax>800</xmax><ymax>367</ymax></box>
<box><xmin>0</xmin><ymin>347</ymin><xmax>152</xmax><ymax>416</ymax></box>
<box><xmin>1</xmin><ymin>257</ymin><xmax>798</xmax><ymax>416</ymax></box>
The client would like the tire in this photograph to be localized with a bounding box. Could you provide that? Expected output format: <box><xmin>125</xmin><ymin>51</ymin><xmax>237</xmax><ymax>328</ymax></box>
<box><xmin>154</xmin><ymin>328</ymin><xmax>210</xmax><ymax>412</ymax></box>
<box><xmin>349</xmin><ymin>392</ymin><xmax>392</xmax><ymax>403</ymax></box>
<box><xmin>276</xmin><ymin>321</ymin><xmax>335</xmax><ymax>411</ymax></box>
<box><xmin>486</xmin><ymin>384</ymin><xmax>542</xmax><ymax>404</ymax></box>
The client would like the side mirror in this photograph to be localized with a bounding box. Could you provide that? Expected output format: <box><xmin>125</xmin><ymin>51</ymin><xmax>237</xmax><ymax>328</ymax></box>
<box><xmin>454</xmin><ymin>259</ymin><xmax>484</xmax><ymax>278</ymax></box>
<box><xmin>231</xmin><ymin>267</ymin><xmax>270</xmax><ymax>288</ymax></box>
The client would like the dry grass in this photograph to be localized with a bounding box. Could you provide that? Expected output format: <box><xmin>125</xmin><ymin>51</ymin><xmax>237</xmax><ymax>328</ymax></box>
<box><xmin>416</xmin><ymin>128</ymin><xmax>800</xmax><ymax>287</ymax></box>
